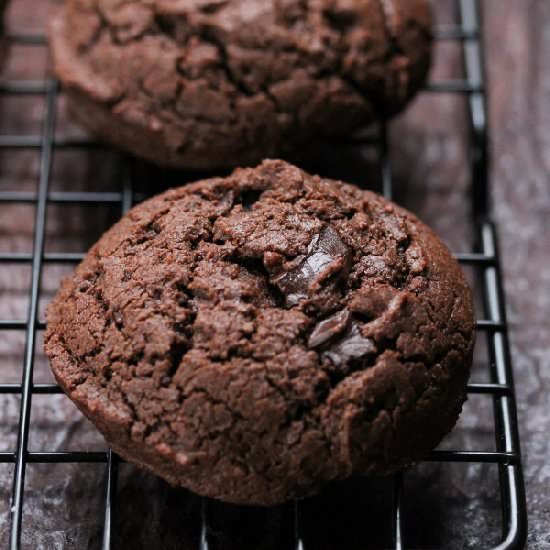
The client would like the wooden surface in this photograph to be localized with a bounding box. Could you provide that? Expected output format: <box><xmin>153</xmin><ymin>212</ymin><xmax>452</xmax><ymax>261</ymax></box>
<box><xmin>485</xmin><ymin>2</ymin><xmax>550</xmax><ymax>548</ymax></box>
<box><xmin>0</xmin><ymin>0</ymin><xmax>548</xmax><ymax>548</ymax></box>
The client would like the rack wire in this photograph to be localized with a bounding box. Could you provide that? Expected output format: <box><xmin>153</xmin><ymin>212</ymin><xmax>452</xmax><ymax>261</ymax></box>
<box><xmin>0</xmin><ymin>0</ymin><xmax>527</xmax><ymax>548</ymax></box>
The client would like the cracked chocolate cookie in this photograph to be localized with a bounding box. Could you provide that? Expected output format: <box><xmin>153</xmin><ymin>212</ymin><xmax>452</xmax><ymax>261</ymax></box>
<box><xmin>45</xmin><ymin>160</ymin><xmax>474</xmax><ymax>505</ymax></box>
<box><xmin>49</xmin><ymin>0</ymin><xmax>432</xmax><ymax>169</ymax></box>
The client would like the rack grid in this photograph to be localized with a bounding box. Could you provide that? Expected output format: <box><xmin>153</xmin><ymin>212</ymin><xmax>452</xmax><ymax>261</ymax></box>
<box><xmin>0</xmin><ymin>0</ymin><xmax>528</xmax><ymax>548</ymax></box>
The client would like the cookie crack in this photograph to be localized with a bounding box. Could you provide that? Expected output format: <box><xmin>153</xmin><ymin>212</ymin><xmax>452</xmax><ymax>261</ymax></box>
<box><xmin>225</xmin><ymin>252</ymin><xmax>286</xmax><ymax>308</ymax></box>
<box><xmin>195</xmin><ymin>31</ymin><xmax>284</xmax><ymax>118</ymax></box>
<box><xmin>198</xmin><ymin>32</ymin><xmax>253</xmax><ymax>98</ymax></box>
<box><xmin>374</xmin><ymin>0</ymin><xmax>408</xmax><ymax>110</ymax></box>
<box><xmin>80</xmin><ymin>8</ymin><xmax>108</xmax><ymax>53</ymax></box>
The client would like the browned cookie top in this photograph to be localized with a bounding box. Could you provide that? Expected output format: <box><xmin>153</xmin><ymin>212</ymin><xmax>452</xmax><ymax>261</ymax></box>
<box><xmin>45</xmin><ymin>160</ymin><xmax>474</xmax><ymax>505</ymax></box>
<box><xmin>50</xmin><ymin>0</ymin><xmax>432</xmax><ymax>169</ymax></box>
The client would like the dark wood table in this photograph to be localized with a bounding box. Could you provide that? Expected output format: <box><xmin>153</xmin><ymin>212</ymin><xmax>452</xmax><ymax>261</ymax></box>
<box><xmin>486</xmin><ymin>2</ymin><xmax>549</xmax><ymax>547</ymax></box>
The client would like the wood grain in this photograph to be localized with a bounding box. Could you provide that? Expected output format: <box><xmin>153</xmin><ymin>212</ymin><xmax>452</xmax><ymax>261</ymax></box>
<box><xmin>485</xmin><ymin>2</ymin><xmax>550</xmax><ymax>548</ymax></box>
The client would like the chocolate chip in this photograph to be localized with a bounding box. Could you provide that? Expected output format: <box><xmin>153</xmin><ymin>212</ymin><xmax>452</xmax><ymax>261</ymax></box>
<box><xmin>308</xmin><ymin>309</ymin><xmax>351</xmax><ymax>348</ymax></box>
<box><xmin>322</xmin><ymin>322</ymin><xmax>377</xmax><ymax>367</ymax></box>
<box><xmin>271</xmin><ymin>226</ymin><xmax>351</xmax><ymax>307</ymax></box>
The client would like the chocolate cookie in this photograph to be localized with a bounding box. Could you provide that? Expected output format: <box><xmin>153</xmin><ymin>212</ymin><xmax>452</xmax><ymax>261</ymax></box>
<box><xmin>45</xmin><ymin>160</ymin><xmax>474</xmax><ymax>506</ymax></box>
<box><xmin>49</xmin><ymin>0</ymin><xmax>432</xmax><ymax>169</ymax></box>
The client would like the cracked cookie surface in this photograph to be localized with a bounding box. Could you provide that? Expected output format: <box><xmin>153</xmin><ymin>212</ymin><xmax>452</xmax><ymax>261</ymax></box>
<box><xmin>49</xmin><ymin>0</ymin><xmax>432</xmax><ymax>169</ymax></box>
<box><xmin>45</xmin><ymin>160</ymin><xmax>474</xmax><ymax>505</ymax></box>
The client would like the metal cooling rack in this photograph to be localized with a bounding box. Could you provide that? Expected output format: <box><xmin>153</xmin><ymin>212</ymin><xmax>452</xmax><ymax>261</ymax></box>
<box><xmin>0</xmin><ymin>0</ymin><xmax>528</xmax><ymax>548</ymax></box>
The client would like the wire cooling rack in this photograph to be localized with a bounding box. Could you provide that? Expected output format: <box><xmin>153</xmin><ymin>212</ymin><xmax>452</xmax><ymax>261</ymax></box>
<box><xmin>0</xmin><ymin>0</ymin><xmax>528</xmax><ymax>548</ymax></box>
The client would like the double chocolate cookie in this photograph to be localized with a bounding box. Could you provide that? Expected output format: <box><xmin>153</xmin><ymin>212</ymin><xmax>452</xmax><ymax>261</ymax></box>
<box><xmin>45</xmin><ymin>160</ymin><xmax>474</xmax><ymax>506</ymax></box>
<box><xmin>50</xmin><ymin>0</ymin><xmax>432</xmax><ymax>169</ymax></box>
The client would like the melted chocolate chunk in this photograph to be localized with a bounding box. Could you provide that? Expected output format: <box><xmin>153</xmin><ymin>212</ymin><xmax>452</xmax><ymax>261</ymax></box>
<box><xmin>308</xmin><ymin>309</ymin><xmax>351</xmax><ymax>348</ymax></box>
<box><xmin>271</xmin><ymin>226</ymin><xmax>351</xmax><ymax>307</ymax></box>
<box><xmin>322</xmin><ymin>322</ymin><xmax>377</xmax><ymax>367</ymax></box>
